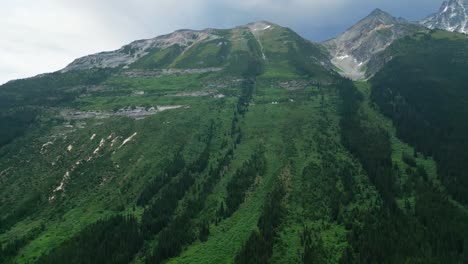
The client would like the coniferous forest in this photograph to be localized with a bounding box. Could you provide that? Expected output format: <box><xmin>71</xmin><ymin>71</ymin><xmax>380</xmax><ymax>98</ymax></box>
<box><xmin>1</xmin><ymin>12</ymin><xmax>468</xmax><ymax>264</ymax></box>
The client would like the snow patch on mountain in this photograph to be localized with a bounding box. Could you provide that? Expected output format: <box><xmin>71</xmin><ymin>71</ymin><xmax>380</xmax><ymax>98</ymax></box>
<box><xmin>41</xmin><ymin>141</ymin><xmax>54</xmax><ymax>154</ymax></box>
<box><xmin>120</xmin><ymin>132</ymin><xmax>138</xmax><ymax>148</ymax></box>
<box><xmin>421</xmin><ymin>0</ymin><xmax>468</xmax><ymax>34</ymax></box>
<box><xmin>247</xmin><ymin>21</ymin><xmax>275</xmax><ymax>32</ymax></box>
<box><xmin>247</xmin><ymin>21</ymin><xmax>275</xmax><ymax>60</ymax></box>
<box><xmin>93</xmin><ymin>139</ymin><xmax>105</xmax><ymax>155</ymax></box>
<box><xmin>323</xmin><ymin>9</ymin><xmax>424</xmax><ymax>80</ymax></box>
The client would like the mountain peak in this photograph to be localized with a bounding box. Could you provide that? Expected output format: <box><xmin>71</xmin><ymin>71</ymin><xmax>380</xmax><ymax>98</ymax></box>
<box><xmin>421</xmin><ymin>0</ymin><xmax>468</xmax><ymax>34</ymax></box>
<box><xmin>245</xmin><ymin>21</ymin><xmax>277</xmax><ymax>33</ymax></box>
<box><xmin>323</xmin><ymin>8</ymin><xmax>423</xmax><ymax>80</ymax></box>
<box><xmin>245</xmin><ymin>21</ymin><xmax>276</xmax><ymax>29</ymax></box>
<box><xmin>449</xmin><ymin>0</ymin><xmax>468</xmax><ymax>5</ymax></box>
<box><xmin>369</xmin><ymin>8</ymin><xmax>389</xmax><ymax>17</ymax></box>
<box><xmin>247</xmin><ymin>20</ymin><xmax>275</xmax><ymax>26</ymax></box>
<box><xmin>363</xmin><ymin>8</ymin><xmax>400</xmax><ymax>24</ymax></box>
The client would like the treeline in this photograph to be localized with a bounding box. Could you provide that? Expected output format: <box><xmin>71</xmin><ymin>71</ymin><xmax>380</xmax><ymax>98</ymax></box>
<box><xmin>413</xmin><ymin>184</ymin><xmax>468</xmax><ymax>262</ymax></box>
<box><xmin>371</xmin><ymin>39</ymin><xmax>468</xmax><ymax>205</ymax></box>
<box><xmin>337</xmin><ymin>79</ymin><xmax>418</xmax><ymax>262</ymax></box>
<box><xmin>38</xmin><ymin>215</ymin><xmax>142</xmax><ymax>264</ymax></box>
<box><xmin>301</xmin><ymin>159</ymin><xmax>346</xmax><ymax>223</ymax></box>
<box><xmin>147</xmin><ymin>147</ymin><xmax>235</xmax><ymax>263</ymax></box>
<box><xmin>343</xmin><ymin>182</ymin><xmax>468</xmax><ymax>263</ymax></box>
<box><xmin>0</xmin><ymin>69</ymin><xmax>112</xmax><ymax>109</ymax></box>
<box><xmin>0</xmin><ymin>69</ymin><xmax>113</xmax><ymax>149</ymax></box>
<box><xmin>302</xmin><ymin>226</ymin><xmax>327</xmax><ymax>263</ymax></box>
<box><xmin>147</xmin><ymin>87</ymin><xmax>256</xmax><ymax>263</ymax></box>
<box><xmin>338</xmin><ymin>79</ymin><xmax>395</xmax><ymax>207</ymax></box>
<box><xmin>0</xmin><ymin>108</ymin><xmax>38</xmax><ymax>148</ymax></box>
<box><xmin>136</xmin><ymin>149</ymin><xmax>185</xmax><ymax>206</ymax></box>
<box><xmin>221</xmin><ymin>147</ymin><xmax>267</xmax><ymax>218</ymax></box>
<box><xmin>39</xmin><ymin>123</ymin><xmax>219</xmax><ymax>264</ymax></box>
<box><xmin>286</xmin><ymin>30</ymin><xmax>330</xmax><ymax>78</ymax></box>
<box><xmin>231</xmin><ymin>78</ymin><xmax>256</xmax><ymax>148</ymax></box>
<box><xmin>37</xmin><ymin>60</ymin><xmax>262</xmax><ymax>263</ymax></box>
<box><xmin>224</xmin><ymin>31</ymin><xmax>264</xmax><ymax>77</ymax></box>
<box><xmin>141</xmin><ymin>138</ymin><xmax>211</xmax><ymax>238</ymax></box>
<box><xmin>237</xmin><ymin>78</ymin><xmax>256</xmax><ymax>116</ymax></box>
<box><xmin>148</xmin><ymin>77</ymin><xmax>260</xmax><ymax>262</ymax></box>
<box><xmin>0</xmin><ymin>191</ymin><xmax>43</xmax><ymax>234</ymax></box>
<box><xmin>338</xmin><ymin>79</ymin><xmax>468</xmax><ymax>263</ymax></box>
<box><xmin>235</xmin><ymin>174</ymin><xmax>286</xmax><ymax>263</ymax></box>
<box><xmin>0</xmin><ymin>225</ymin><xmax>43</xmax><ymax>263</ymax></box>
<box><xmin>141</xmin><ymin>122</ymin><xmax>221</xmax><ymax>263</ymax></box>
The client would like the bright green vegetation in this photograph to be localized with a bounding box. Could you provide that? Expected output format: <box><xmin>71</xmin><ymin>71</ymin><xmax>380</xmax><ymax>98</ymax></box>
<box><xmin>342</xmin><ymin>81</ymin><xmax>468</xmax><ymax>262</ymax></box>
<box><xmin>372</xmin><ymin>30</ymin><xmax>468</xmax><ymax>205</ymax></box>
<box><xmin>1</xmin><ymin>24</ymin><xmax>468</xmax><ymax>264</ymax></box>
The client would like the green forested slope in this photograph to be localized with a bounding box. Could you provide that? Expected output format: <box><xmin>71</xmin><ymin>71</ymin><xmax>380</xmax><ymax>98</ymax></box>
<box><xmin>0</xmin><ymin>24</ymin><xmax>467</xmax><ymax>264</ymax></box>
<box><xmin>371</xmin><ymin>30</ymin><xmax>468</xmax><ymax>205</ymax></box>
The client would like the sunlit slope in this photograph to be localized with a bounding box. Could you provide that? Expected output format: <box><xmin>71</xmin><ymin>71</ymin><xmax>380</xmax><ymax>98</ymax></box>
<box><xmin>0</xmin><ymin>21</ymin><xmax>337</xmax><ymax>263</ymax></box>
<box><xmin>0</xmin><ymin>23</ymin><xmax>467</xmax><ymax>264</ymax></box>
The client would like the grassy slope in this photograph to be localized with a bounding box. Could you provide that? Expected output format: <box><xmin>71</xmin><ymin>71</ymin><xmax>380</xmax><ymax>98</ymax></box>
<box><xmin>0</xmin><ymin>23</ymin><xmax>339</xmax><ymax>263</ymax></box>
<box><xmin>1</xmin><ymin>25</ymin><xmax>467</xmax><ymax>264</ymax></box>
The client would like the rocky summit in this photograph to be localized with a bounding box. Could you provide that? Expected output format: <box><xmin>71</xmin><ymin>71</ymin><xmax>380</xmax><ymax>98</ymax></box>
<box><xmin>421</xmin><ymin>0</ymin><xmax>468</xmax><ymax>34</ymax></box>
<box><xmin>322</xmin><ymin>9</ymin><xmax>424</xmax><ymax>80</ymax></box>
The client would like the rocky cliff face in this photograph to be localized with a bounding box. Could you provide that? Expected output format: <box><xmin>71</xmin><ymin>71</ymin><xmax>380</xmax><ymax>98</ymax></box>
<box><xmin>61</xmin><ymin>21</ymin><xmax>331</xmax><ymax>78</ymax></box>
<box><xmin>322</xmin><ymin>9</ymin><xmax>423</xmax><ymax>80</ymax></box>
<box><xmin>421</xmin><ymin>0</ymin><xmax>468</xmax><ymax>34</ymax></box>
<box><xmin>62</xmin><ymin>30</ymin><xmax>220</xmax><ymax>72</ymax></box>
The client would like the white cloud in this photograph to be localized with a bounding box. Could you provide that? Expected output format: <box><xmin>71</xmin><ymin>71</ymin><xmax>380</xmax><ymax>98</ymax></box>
<box><xmin>0</xmin><ymin>0</ymin><xmax>443</xmax><ymax>84</ymax></box>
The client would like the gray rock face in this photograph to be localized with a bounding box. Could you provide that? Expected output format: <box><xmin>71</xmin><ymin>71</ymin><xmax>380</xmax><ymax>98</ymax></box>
<box><xmin>62</xmin><ymin>30</ymin><xmax>220</xmax><ymax>72</ymax></box>
<box><xmin>322</xmin><ymin>9</ymin><xmax>423</xmax><ymax>80</ymax></box>
<box><xmin>421</xmin><ymin>0</ymin><xmax>468</xmax><ymax>34</ymax></box>
<box><xmin>119</xmin><ymin>68</ymin><xmax>223</xmax><ymax>78</ymax></box>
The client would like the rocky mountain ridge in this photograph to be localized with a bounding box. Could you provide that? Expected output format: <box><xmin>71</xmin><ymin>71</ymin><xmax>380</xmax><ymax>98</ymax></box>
<box><xmin>60</xmin><ymin>1</ymin><xmax>467</xmax><ymax>81</ymax></box>
<box><xmin>62</xmin><ymin>29</ymin><xmax>221</xmax><ymax>72</ymax></box>
<box><xmin>2</xmin><ymin>1</ymin><xmax>468</xmax><ymax>263</ymax></box>
<box><xmin>62</xmin><ymin>21</ymin><xmax>281</xmax><ymax>73</ymax></box>
<box><xmin>322</xmin><ymin>9</ymin><xmax>424</xmax><ymax>80</ymax></box>
<box><xmin>421</xmin><ymin>0</ymin><xmax>468</xmax><ymax>34</ymax></box>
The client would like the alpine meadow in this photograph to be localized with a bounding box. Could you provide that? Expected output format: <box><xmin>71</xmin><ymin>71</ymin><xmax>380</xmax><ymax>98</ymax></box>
<box><xmin>1</xmin><ymin>1</ymin><xmax>468</xmax><ymax>263</ymax></box>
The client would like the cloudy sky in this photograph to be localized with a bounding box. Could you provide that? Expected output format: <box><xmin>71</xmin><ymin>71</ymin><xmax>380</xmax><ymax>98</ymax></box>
<box><xmin>1</xmin><ymin>0</ymin><xmax>443</xmax><ymax>84</ymax></box>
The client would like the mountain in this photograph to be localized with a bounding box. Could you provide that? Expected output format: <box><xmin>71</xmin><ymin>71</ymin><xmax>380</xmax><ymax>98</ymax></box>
<box><xmin>63</xmin><ymin>21</ymin><xmax>331</xmax><ymax>76</ymax></box>
<box><xmin>322</xmin><ymin>9</ymin><xmax>424</xmax><ymax>80</ymax></box>
<box><xmin>371</xmin><ymin>29</ymin><xmax>468</xmax><ymax>203</ymax></box>
<box><xmin>1</xmin><ymin>14</ymin><xmax>468</xmax><ymax>264</ymax></box>
<box><xmin>421</xmin><ymin>0</ymin><xmax>468</xmax><ymax>34</ymax></box>
<box><xmin>62</xmin><ymin>29</ymin><xmax>222</xmax><ymax>72</ymax></box>
<box><xmin>0</xmin><ymin>21</ymin><xmax>340</xmax><ymax>264</ymax></box>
